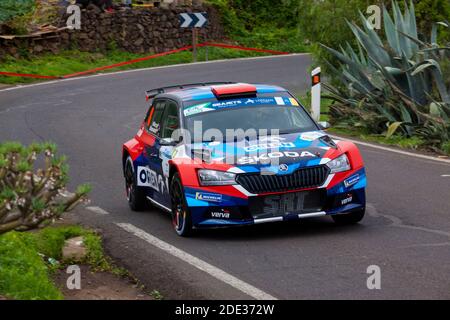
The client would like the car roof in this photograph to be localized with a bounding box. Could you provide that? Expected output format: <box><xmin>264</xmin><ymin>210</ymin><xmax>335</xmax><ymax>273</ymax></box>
<box><xmin>150</xmin><ymin>83</ymin><xmax>288</xmax><ymax>104</ymax></box>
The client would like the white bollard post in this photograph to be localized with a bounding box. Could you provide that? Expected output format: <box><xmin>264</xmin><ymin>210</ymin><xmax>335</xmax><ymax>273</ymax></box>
<box><xmin>311</xmin><ymin>67</ymin><xmax>321</xmax><ymax>122</ymax></box>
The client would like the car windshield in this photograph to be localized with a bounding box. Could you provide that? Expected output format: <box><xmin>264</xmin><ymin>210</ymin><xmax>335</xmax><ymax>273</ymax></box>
<box><xmin>184</xmin><ymin>103</ymin><xmax>318</xmax><ymax>142</ymax></box>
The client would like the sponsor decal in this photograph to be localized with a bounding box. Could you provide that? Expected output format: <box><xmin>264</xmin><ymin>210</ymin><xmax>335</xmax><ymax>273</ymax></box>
<box><xmin>244</xmin><ymin>140</ymin><xmax>295</xmax><ymax>152</ymax></box>
<box><xmin>208</xmin><ymin>141</ymin><xmax>221</xmax><ymax>147</ymax></box>
<box><xmin>184</xmin><ymin>97</ymin><xmax>299</xmax><ymax>117</ymax></box>
<box><xmin>279</xmin><ymin>164</ymin><xmax>289</xmax><ymax>172</ymax></box>
<box><xmin>289</xmin><ymin>98</ymin><xmax>300</xmax><ymax>106</ymax></box>
<box><xmin>344</xmin><ymin>174</ymin><xmax>360</xmax><ymax>188</ymax></box>
<box><xmin>184</xmin><ymin>103</ymin><xmax>214</xmax><ymax>116</ymax></box>
<box><xmin>211</xmin><ymin>100</ymin><xmax>243</xmax><ymax>108</ymax></box>
<box><xmin>341</xmin><ymin>193</ymin><xmax>353</xmax><ymax>205</ymax></box>
<box><xmin>274</xmin><ymin>97</ymin><xmax>285</xmax><ymax>105</ymax></box>
<box><xmin>137</xmin><ymin>166</ymin><xmax>168</xmax><ymax>193</ymax></box>
<box><xmin>300</xmin><ymin>131</ymin><xmax>326</xmax><ymax>142</ymax></box>
<box><xmin>195</xmin><ymin>192</ymin><xmax>223</xmax><ymax>203</ymax></box>
<box><xmin>210</xmin><ymin>209</ymin><xmax>231</xmax><ymax>219</ymax></box>
<box><xmin>238</xmin><ymin>151</ymin><xmax>317</xmax><ymax>165</ymax></box>
<box><xmin>149</xmin><ymin>122</ymin><xmax>160</xmax><ymax>134</ymax></box>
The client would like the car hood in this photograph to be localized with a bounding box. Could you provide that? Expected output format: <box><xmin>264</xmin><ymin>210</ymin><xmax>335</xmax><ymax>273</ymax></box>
<box><xmin>184</xmin><ymin>131</ymin><xmax>339</xmax><ymax>175</ymax></box>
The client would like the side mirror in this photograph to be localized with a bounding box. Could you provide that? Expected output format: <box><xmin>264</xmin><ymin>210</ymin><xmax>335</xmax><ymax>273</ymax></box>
<box><xmin>318</xmin><ymin>121</ymin><xmax>331</xmax><ymax>130</ymax></box>
<box><xmin>159</xmin><ymin>137</ymin><xmax>182</xmax><ymax>146</ymax></box>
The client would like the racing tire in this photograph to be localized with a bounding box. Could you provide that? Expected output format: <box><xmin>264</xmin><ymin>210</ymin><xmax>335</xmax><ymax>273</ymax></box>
<box><xmin>124</xmin><ymin>156</ymin><xmax>147</xmax><ymax>211</ymax></box>
<box><xmin>331</xmin><ymin>207</ymin><xmax>365</xmax><ymax>225</ymax></box>
<box><xmin>170</xmin><ymin>172</ymin><xmax>193</xmax><ymax>237</ymax></box>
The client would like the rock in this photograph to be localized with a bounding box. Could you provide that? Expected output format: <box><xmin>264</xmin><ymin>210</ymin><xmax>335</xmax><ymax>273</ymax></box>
<box><xmin>34</xmin><ymin>45</ymin><xmax>44</xmax><ymax>53</ymax></box>
<box><xmin>62</xmin><ymin>236</ymin><xmax>87</xmax><ymax>261</ymax></box>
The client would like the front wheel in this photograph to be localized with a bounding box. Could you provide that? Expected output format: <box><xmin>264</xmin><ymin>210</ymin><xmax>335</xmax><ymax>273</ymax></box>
<box><xmin>331</xmin><ymin>207</ymin><xmax>365</xmax><ymax>225</ymax></box>
<box><xmin>124</xmin><ymin>156</ymin><xmax>147</xmax><ymax>211</ymax></box>
<box><xmin>170</xmin><ymin>172</ymin><xmax>193</xmax><ymax>237</ymax></box>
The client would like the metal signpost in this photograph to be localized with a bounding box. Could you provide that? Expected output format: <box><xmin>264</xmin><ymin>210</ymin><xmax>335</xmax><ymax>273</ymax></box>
<box><xmin>311</xmin><ymin>67</ymin><xmax>321</xmax><ymax>121</ymax></box>
<box><xmin>179</xmin><ymin>12</ymin><xmax>208</xmax><ymax>62</ymax></box>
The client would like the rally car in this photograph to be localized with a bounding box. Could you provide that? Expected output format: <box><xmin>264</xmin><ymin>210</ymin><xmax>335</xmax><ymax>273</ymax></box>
<box><xmin>122</xmin><ymin>82</ymin><xmax>366</xmax><ymax>236</ymax></box>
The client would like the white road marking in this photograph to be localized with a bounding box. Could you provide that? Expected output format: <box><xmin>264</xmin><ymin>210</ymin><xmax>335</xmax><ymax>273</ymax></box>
<box><xmin>441</xmin><ymin>175</ymin><xmax>450</xmax><ymax>177</ymax></box>
<box><xmin>0</xmin><ymin>54</ymin><xmax>307</xmax><ymax>93</ymax></box>
<box><xmin>86</xmin><ymin>206</ymin><xmax>110</xmax><ymax>215</ymax></box>
<box><xmin>116</xmin><ymin>222</ymin><xmax>278</xmax><ymax>300</ymax></box>
<box><xmin>330</xmin><ymin>135</ymin><xmax>450</xmax><ymax>165</ymax></box>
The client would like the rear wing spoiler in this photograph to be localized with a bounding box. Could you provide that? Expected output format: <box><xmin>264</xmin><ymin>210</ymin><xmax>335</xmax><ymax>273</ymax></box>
<box><xmin>145</xmin><ymin>82</ymin><xmax>234</xmax><ymax>101</ymax></box>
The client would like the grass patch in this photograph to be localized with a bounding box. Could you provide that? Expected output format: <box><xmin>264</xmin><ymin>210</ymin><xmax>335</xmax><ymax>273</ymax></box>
<box><xmin>0</xmin><ymin>46</ymin><xmax>269</xmax><ymax>85</ymax></box>
<box><xmin>0</xmin><ymin>231</ymin><xmax>63</xmax><ymax>300</ymax></box>
<box><xmin>0</xmin><ymin>225</ymin><xmax>119</xmax><ymax>300</ymax></box>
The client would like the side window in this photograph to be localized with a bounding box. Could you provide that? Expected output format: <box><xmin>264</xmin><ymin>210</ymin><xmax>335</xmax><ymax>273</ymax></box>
<box><xmin>160</xmin><ymin>101</ymin><xmax>180</xmax><ymax>139</ymax></box>
<box><xmin>147</xmin><ymin>101</ymin><xmax>165</xmax><ymax>136</ymax></box>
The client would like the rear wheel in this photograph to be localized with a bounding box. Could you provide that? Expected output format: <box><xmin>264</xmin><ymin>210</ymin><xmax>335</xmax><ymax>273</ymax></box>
<box><xmin>124</xmin><ymin>156</ymin><xmax>147</xmax><ymax>211</ymax></box>
<box><xmin>170</xmin><ymin>172</ymin><xmax>193</xmax><ymax>237</ymax></box>
<box><xmin>332</xmin><ymin>207</ymin><xmax>365</xmax><ymax>225</ymax></box>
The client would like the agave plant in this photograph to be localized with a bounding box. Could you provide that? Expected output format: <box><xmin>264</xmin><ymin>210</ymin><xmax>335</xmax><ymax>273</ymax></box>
<box><xmin>321</xmin><ymin>1</ymin><xmax>450</xmax><ymax>149</ymax></box>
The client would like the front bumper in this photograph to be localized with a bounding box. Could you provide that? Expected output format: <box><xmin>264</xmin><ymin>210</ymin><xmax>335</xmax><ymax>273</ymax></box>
<box><xmin>184</xmin><ymin>169</ymin><xmax>366</xmax><ymax>229</ymax></box>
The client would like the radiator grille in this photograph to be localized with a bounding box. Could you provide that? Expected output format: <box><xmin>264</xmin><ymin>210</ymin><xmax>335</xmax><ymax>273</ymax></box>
<box><xmin>236</xmin><ymin>165</ymin><xmax>330</xmax><ymax>194</ymax></box>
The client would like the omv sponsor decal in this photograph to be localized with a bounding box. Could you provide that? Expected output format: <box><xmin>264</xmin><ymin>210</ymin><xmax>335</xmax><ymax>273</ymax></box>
<box><xmin>137</xmin><ymin>166</ymin><xmax>168</xmax><ymax>193</ymax></box>
<box><xmin>195</xmin><ymin>192</ymin><xmax>223</xmax><ymax>203</ymax></box>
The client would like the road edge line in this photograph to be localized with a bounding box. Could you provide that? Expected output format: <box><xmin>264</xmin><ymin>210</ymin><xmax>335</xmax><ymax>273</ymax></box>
<box><xmin>116</xmin><ymin>222</ymin><xmax>278</xmax><ymax>300</ymax></box>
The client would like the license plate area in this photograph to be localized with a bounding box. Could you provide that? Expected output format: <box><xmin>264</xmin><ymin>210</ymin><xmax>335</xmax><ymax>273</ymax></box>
<box><xmin>248</xmin><ymin>189</ymin><xmax>326</xmax><ymax>220</ymax></box>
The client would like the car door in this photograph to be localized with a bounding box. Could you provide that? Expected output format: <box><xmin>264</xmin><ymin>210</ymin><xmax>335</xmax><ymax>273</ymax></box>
<box><xmin>143</xmin><ymin>99</ymin><xmax>180</xmax><ymax>208</ymax></box>
<box><xmin>157</xmin><ymin>100</ymin><xmax>181</xmax><ymax>207</ymax></box>
<box><xmin>138</xmin><ymin>99</ymin><xmax>166</xmax><ymax>203</ymax></box>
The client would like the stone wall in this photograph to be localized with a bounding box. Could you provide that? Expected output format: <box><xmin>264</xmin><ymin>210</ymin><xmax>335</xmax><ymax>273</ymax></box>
<box><xmin>0</xmin><ymin>4</ymin><xmax>224</xmax><ymax>59</ymax></box>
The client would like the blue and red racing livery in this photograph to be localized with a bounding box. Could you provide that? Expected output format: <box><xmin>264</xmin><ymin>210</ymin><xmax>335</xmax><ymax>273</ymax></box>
<box><xmin>122</xmin><ymin>83</ymin><xmax>366</xmax><ymax>236</ymax></box>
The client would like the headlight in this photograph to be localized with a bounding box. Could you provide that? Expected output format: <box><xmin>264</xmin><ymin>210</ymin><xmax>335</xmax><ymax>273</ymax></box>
<box><xmin>326</xmin><ymin>154</ymin><xmax>351</xmax><ymax>173</ymax></box>
<box><xmin>198</xmin><ymin>170</ymin><xmax>237</xmax><ymax>186</ymax></box>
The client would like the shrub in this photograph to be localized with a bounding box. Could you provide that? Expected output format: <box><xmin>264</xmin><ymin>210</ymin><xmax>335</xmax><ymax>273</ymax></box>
<box><xmin>0</xmin><ymin>141</ymin><xmax>91</xmax><ymax>235</ymax></box>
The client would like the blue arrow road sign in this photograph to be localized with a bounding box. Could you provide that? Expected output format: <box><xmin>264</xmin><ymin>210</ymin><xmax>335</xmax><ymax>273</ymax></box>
<box><xmin>179</xmin><ymin>12</ymin><xmax>208</xmax><ymax>28</ymax></box>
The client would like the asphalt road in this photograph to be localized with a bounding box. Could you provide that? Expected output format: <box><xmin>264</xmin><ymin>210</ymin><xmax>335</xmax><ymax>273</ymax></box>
<box><xmin>1</xmin><ymin>55</ymin><xmax>449</xmax><ymax>300</ymax></box>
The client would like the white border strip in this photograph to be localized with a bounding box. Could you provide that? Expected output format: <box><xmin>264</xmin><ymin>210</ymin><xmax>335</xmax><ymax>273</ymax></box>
<box><xmin>146</xmin><ymin>196</ymin><xmax>171</xmax><ymax>212</ymax></box>
<box><xmin>298</xmin><ymin>211</ymin><xmax>326</xmax><ymax>219</ymax></box>
<box><xmin>86</xmin><ymin>206</ymin><xmax>110</xmax><ymax>215</ymax></box>
<box><xmin>330</xmin><ymin>135</ymin><xmax>450</xmax><ymax>164</ymax></box>
<box><xmin>0</xmin><ymin>53</ymin><xmax>307</xmax><ymax>93</ymax></box>
<box><xmin>254</xmin><ymin>216</ymin><xmax>284</xmax><ymax>224</ymax></box>
<box><xmin>116</xmin><ymin>222</ymin><xmax>277</xmax><ymax>300</ymax></box>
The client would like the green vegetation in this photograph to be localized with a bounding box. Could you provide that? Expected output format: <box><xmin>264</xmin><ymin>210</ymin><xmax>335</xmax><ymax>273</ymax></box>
<box><xmin>321</xmin><ymin>2</ymin><xmax>450</xmax><ymax>154</ymax></box>
<box><xmin>0</xmin><ymin>225</ymin><xmax>110</xmax><ymax>300</ymax></box>
<box><xmin>329</xmin><ymin>127</ymin><xmax>427</xmax><ymax>152</ymax></box>
<box><xmin>0</xmin><ymin>46</ymin><xmax>268</xmax><ymax>85</ymax></box>
<box><xmin>207</xmin><ymin>0</ymin><xmax>306</xmax><ymax>52</ymax></box>
<box><xmin>209</xmin><ymin>0</ymin><xmax>450</xmax><ymax>65</ymax></box>
<box><xmin>0</xmin><ymin>141</ymin><xmax>91</xmax><ymax>234</ymax></box>
<box><xmin>0</xmin><ymin>0</ymin><xmax>36</xmax><ymax>33</ymax></box>
<box><xmin>0</xmin><ymin>230</ymin><xmax>62</xmax><ymax>300</ymax></box>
